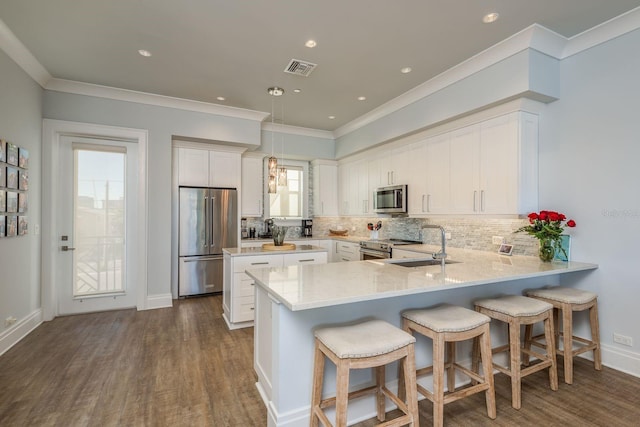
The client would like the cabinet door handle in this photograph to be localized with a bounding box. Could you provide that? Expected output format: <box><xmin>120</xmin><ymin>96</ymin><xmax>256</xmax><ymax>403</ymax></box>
<box><xmin>427</xmin><ymin>194</ymin><xmax>431</xmax><ymax>212</ymax></box>
<box><xmin>481</xmin><ymin>190</ymin><xmax>485</xmax><ymax>212</ymax></box>
<box><xmin>251</xmin><ymin>262</ymin><xmax>269</xmax><ymax>265</ymax></box>
<box><xmin>297</xmin><ymin>259</ymin><xmax>315</xmax><ymax>262</ymax></box>
<box><xmin>421</xmin><ymin>194</ymin><xmax>425</xmax><ymax>212</ymax></box>
<box><xmin>391</xmin><ymin>171</ymin><xmax>394</xmax><ymax>184</ymax></box>
<box><xmin>473</xmin><ymin>191</ymin><xmax>478</xmax><ymax>212</ymax></box>
<box><xmin>341</xmin><ymin>257</ymin><xmax>349</xmax><ymax>262</ymax></box>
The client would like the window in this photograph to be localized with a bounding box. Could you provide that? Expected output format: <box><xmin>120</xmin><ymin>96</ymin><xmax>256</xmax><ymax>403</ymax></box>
<box><xmin>264</xmin><ymin>159</ymin><xmax>309</xmax><ymax>222</ymax></box>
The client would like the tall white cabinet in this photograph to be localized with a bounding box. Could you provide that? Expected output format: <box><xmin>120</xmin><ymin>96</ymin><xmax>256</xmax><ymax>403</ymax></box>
<box><xmin>241</xmin><ymin>153</ymin><xmax>264</xmax><ymax>217</ymax></box>
<box><xmin>312</xmin><ymin>159</ymin><xmax>339</xmax><ymax>216</ymax></box>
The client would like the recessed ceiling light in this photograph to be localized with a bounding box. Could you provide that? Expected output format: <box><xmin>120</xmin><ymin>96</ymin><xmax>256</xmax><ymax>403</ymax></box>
<box><xmin>216</xmin><ymin>96</ymin><xmax>226</xmax><ymax>101</ymax></box>
<box><xmin>328</xmin><ymin>115</ymin><xmax>336</xmax><ymax>120</ymax></box>
<box><xmin>138</xmin><ymin>49</ymin><xmax>152</xmax><ymax>57</ymax></box>
<box><xmin>357</xmin><ymin>96</ymin><xmax>366</xmax><ymax>101</ymax></box>
<box><xmin>293</xmin><ymin>89</ymin><xmax>302</xmax><ymax>93</ymax></box>
<box><xmin>305</xmin><ymin>40</ymin><xmax>317</xmax><ymax>48</ymax></box>
<box><xmin>400</xmin><ymin>67</ymin><xmax>412</xmax><ymax>74</ymax></box>
<box><xmin>482</xmin><ymin>12</ymin><xmax>499</xmax><ymax>24</ymax></box>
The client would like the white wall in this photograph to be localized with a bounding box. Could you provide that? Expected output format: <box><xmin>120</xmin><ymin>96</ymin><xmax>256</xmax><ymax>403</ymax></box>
<box><xmin>0</xmin><ymin>49</ymin><xmax>43</xmax><ymax>353</ymax></box>
<box><xmin>42</xmin><ymin>91</ymin><xmax>263</xmax><ymax>297</ymax></box>
<box><xmin>544</xmin><ymin>28</ymin><xmax>640</xmax><ymax>374</ymax></box>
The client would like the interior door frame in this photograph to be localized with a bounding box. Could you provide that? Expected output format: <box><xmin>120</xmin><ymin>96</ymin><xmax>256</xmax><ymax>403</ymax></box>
<box><xmin>42</xmin><ymin>119</ymin><xmax>148</xmax><ymax>321</ymax></box>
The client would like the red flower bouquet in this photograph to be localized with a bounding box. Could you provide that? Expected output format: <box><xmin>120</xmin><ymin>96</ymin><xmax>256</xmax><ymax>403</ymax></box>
<box><xmin>517</xmin><ymin>210</ymin><xmax>576</xmax><ymax>261</ymax></box>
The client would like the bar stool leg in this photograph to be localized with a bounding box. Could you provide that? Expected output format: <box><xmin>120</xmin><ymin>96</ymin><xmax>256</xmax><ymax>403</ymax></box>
<box><xmin>433</xmin><ymin>333</ymin><xmax>446</xmax><ymax>427</ymax></box>
<box><xmin>335</xmin><ymin>361</ymin><xmax>350</xmax><ymax>427</ymax></box>
<box><xmin>480</xmin><ymin>323</ymin><xmax>497</xmax><ymax>419</ymax></box>
<box><xmin>544</xmin><ymin>314</ymin><xmax>559</xmax><ymax>391</ymax></box>
<box><xmin>508</xmin><ymin>321</ymin><xmax>522</xmax><ymax>409</ymax></box>
<box><xmin>310</xmin><ymin>341</ymin><xmax>325</xmax><ymax>427</ymax></box>
<box><xmin>590</xmin><ymin>302</ymin><xmax>602</xmax><ymax>370</ymax></box>
<box><xmin>403</xmin><ymin>345</ymin><xmax>420</xmax><ymax>427</ymax></box>
<box><xmin>375</xmin><ymin>366</ymin><xmax>385</xmax><ymax>422</ymax></box>
<box><xmin>446</xmin><ymin>341</ymin><xmax>456</xmax><ymax>392</ymax></box>
<box><xmin>560</xmin><ymin>302</ymin><xmax>574</xmax><ymax>384</ymax></box>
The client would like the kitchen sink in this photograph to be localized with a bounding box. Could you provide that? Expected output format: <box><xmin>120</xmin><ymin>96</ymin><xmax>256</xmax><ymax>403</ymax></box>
<box><xmin>390</xmin><ymin>259</ymin><xmax>461</xmax><ymax>268</ymax></box>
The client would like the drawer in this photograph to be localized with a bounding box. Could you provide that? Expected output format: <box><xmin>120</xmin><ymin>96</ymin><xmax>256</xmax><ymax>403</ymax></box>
<box><xmin>235</xmin><ymin>272</ymin><xmax>256</xmax><ymax>297</ymax></box>
<box><xmin>335</xmin><ymin>242</ymin><xmax>359</xmax><ymax>255</ymax></box>
<box><xmin>232</xmin><ymin>295</ymin><xmax>255</xmax><ymax>323</ymax></box>
<box><xmin>233</xmin><ymin>255</ymin><xmax>282</xmax><ymax>273</ymax></box>
<box><xmin>283</xmin><ymin>252</ymin><xmax>328</xmax><ymax>266</ymax></box>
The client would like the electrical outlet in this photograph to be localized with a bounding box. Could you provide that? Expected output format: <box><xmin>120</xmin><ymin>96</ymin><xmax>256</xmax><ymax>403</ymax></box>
<box><xmin>351</xmin><ymin>226</ymin><xmax>356</xmax><ymax>232</ymax></box>
<box><xmin>445</xmin><ymin>232</ymin><xmax>452</xmax><ymax>240</ymax></box>
<box><xmin>5</xmin><ymin>316</ymin><xmax>17</xmax><ymax>327</ymax></box>
<box><xmin>492</xmin><ymin>236</ymin><xmax>505</xmax><ymax>245</ymax></box>
<box><xmin>613</xmin><ymin>333</ymin><xmax>633</xmax><ymax>346</ymax></box>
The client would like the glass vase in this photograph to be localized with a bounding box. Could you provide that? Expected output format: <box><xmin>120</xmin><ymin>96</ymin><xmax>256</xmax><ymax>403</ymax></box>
<box><xmin>538</xmin><ymin>238</ymin><xmax>556</xmax><ymax>262</ymax></box>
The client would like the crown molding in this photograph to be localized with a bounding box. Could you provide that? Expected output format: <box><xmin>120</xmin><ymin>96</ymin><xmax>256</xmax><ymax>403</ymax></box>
<box><xmin>0</xmin><ymin>18</ymin><xmax>51</xmax><ymax>87</ymax></box>
<box><xmin>562</xmin><ymin>6</ymin><xmax>640</xmax><ymax>58</ymax></box>
<box><xmin>262</xmin><ymin>122</ymin><xmax>333</xmax><ymax>140</ymax></box>
<box><xmin>333</xmin><ymin>24</ymin><xmax>566</xmax><ymax>139</ymax></box>
<box><xmin>45</xmin><ymin>78</ymin><xmax>270</xmax><ymax>123</ymax></box>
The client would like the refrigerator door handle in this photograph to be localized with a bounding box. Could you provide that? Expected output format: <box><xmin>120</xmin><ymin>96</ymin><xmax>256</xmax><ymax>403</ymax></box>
<box><xmin>183</xmin><ymin>256</ymin><xmax>223</xmax><ymax>262</ymax></box>
<box><xmin>204</xmin><ymin>196</ymin><xmax>209</xmax><ymax>249</ymax></box>
<box><xmin>210</xmin><ymin>195</ymin><xmax>215</xmax><ymax>249</ymax></box>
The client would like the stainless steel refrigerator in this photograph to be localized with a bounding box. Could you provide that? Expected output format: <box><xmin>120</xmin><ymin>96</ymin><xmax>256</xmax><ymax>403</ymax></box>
<box><xmin>178</xmin><ymin>187</ymin><xmax>237</xmax><ymax>296</ymax></box>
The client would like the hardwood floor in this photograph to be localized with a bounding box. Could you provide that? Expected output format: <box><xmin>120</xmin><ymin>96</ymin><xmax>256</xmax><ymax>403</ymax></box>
<box><xmin>1</xmin><ymin>295</ymin><xmax>639</xmax><ymax>426</ymax></box>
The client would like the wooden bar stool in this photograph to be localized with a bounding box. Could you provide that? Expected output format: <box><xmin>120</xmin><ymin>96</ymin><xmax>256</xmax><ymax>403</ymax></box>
<box><xmin>473</xmin><ymin>295</ymin><xmax>558</xmax><ymax>409</ymax></box>
<box><xmin>310</xmin><ymin>319</ymin><xmax>419</xmax><ymax>427</ymax></box>
<box><xmin>399</xmin><ymin>304</ymin><xmax>496</xmax><ymax>427</ymax></box>
<box><xmin>525</xmin><ymin>287</ymin><xmax>602</xmax><ymax>384</ymax></box>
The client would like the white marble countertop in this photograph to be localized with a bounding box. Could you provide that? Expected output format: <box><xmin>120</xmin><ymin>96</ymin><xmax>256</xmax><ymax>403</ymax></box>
<box><xmin>246</xmin><ymin>246</ymin><xmax>598</xmax><ymax>311</ymax></box>
<box><xmin>223</xmin><ymin>244</ymin><xmax>327</xmax><ymax>257</ymax></box>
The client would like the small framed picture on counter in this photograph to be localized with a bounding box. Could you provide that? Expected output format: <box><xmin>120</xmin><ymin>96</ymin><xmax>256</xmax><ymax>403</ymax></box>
<box><xmin>498</xmin><ymin>243</ymin><xmax>513</xmax><ymax>256</ymax></box>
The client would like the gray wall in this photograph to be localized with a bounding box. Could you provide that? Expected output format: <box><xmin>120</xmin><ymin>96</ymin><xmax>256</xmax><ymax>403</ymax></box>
<box><xmin>544</xmin><ymin>28</ymin><xmax>640</xmax><ymax>358</ymax></box>
<box><xmin>43</xmin><ymin>91</ymin><xmax>263</xmax><ymax>296</ymax></box>
<box><xmin>0</xmin><ymin>50</ymin><xmax>43</xmax><ymax>332</ymax></box>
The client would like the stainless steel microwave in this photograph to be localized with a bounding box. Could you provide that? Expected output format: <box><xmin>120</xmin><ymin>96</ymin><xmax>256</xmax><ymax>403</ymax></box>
<box><xmin>373</xmin><ymin>185</ymin><xmax>407</xmax><ymax>214</ymax></box>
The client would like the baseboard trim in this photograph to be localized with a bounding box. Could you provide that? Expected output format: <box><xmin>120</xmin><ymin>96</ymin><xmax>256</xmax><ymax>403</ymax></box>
<box><xmin>593</xmin><ymin>343</ymin><xmax>640</xmax><ymax>378</ymax></box>
<box><xmin>145</xmin><ymin>293</ymin><xmax>173</xmax><ymax>310</ymax></box>
<box><xmin>0</xmin><ymin>309</ymin><xmax>43</xmax><ymax>357</ymax></box>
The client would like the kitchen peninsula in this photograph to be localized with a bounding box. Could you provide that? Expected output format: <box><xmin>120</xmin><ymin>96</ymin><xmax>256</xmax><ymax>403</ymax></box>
<box><xmin>246</xmin><ymin>246</ymin><xmax>597</xmax><ymax>427</ymax></box>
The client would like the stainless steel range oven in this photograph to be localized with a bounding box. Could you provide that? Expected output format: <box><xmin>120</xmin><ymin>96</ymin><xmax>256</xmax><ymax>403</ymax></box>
<box><xmin>359</xmin><ymin>239</ymin><xmax>421</xmax><ymax>260</ymax></box>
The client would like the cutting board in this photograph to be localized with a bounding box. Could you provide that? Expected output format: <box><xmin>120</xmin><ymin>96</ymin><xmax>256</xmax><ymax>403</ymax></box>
<box><xmin>261</xmin><ymin>243</ymin><xmax>297</xmax><ymax>251</ymax></box>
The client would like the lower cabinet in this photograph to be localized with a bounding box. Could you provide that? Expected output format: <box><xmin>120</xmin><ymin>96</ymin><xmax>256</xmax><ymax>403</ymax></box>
<box><xmin>335</xmin><ymin>241</ymin><xmax>360</xmax><ymax>262</ymax></box>
<box><xmin>391</xmin><ymin>248</ymin><xmax>424</xmax><ymax>259</ymax></box>
<box><xmin>223</xmin><ymin>251</ymin><xmax>327</xmax><ymax>329</ymax></box>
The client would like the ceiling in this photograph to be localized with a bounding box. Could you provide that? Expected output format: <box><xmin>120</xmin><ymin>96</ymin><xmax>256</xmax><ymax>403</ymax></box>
<box><xmin>2</xmin><ymin>1</ymin><xmax>640</xmax><ymax>132</ymax></box>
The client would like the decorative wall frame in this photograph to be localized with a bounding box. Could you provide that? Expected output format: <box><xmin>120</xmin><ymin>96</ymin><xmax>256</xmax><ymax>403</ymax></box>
<box><xmin>1</xmin><ymin>137</ymin><xmax>29</xmax><ymax>237</ymax></box>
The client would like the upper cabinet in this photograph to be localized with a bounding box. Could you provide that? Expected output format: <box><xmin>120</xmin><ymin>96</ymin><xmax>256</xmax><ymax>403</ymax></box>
<box><xmin>338</xmin><ymin>159</ymin><xmax>369</xmax><ymax>216</ymax></box>
<box><xmin>312</xmin><ymin>159</ymin><xmax>339</xmax><ymax>216</ymax></box>
<box><xmin>241</xmin><ymin>153</ymin><xmax>264</xmax><ymax>217</ymax></box>
<box><xmin>177</xmin><ymin>147</ymin><xmax>241</xmax><ymax>188</ymax></box>
<box><xmin>448</xmin><ymin>112</ymin><xmax>538</xmax><ymax>215</ymax></box>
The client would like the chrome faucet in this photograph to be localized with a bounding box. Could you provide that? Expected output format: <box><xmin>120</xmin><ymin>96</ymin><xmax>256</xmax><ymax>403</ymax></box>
<box><xmin>422</xmin><ymin>225</ymin><xmax>447</xmax><ymax>261</ymax></box>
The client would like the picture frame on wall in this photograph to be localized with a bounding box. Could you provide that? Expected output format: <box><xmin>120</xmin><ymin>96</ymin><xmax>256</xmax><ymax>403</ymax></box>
<box><xmin>0</xmin><ymin>165</ymin><xmax>5</xmax><ymax>187</ymax></box>
<box><xmin>18</xmin><ymin>192</ymin><xmax>27</xmax><ymax>213</ymax></box>
<box><xmin>6</xmin><ymin>215</ymin><xmax>17</xmax><ymax>237</ymax></box>
<box><xmin>19</xmin><ymin>170</ymin><xmax>28</xmax><ymax>190</ymax></box>
<box><xmin>0</xmin><ymin>139</ymin><xmax>6</xmax><ymax>163</ymax></box>
<box><xmin>18</xmin><ymin>216</ymin><xmax>27</xmax><ymax>236</ymax></box>
<box><xmin>6</xmin><ymin>191</ymin><xmax>17</xmax><ymax>213</ymax></box>
<box><xmin>6</xmin><ymin>143</ymin><xmax>18</xmax><ymax>166</ymax></box>
<box><xmin>19</xmin><ymin>148</ymin><xmax>29</xmax><ymax>169</ymax></box>
<box><xmin>0</xmin><ymin>190</ymin><xmax>5</xmax><ymax>212</ymax></box>
<box><xmin>0</xmin><ymin>215</ymin><xmax>5</xmax><ymax>237</ymax></box>
<box><xmin>6</xmin><ymin>167</ymin><xmax>18</xmax><ymax>189</ymax></box>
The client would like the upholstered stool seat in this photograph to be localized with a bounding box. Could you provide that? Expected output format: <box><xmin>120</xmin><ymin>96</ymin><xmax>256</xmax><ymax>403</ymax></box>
<box><xmin>525</xmin><ymin>287</ymin><xmax>601</xmax><ymax>384</ymax></box>
<box><xmin>400</xmin><ymin>304</ymin><xmax>496</xmax><ymax>427</ymax></box>
<box><xmin>311</xmin><ymin>319</ymin><xmax>419</xmax><ymax>427</ymax></box>
<box><xmin>473</xmin><ymin>295</ymin><xmax>558</xmax><ymax>410</ymax></box>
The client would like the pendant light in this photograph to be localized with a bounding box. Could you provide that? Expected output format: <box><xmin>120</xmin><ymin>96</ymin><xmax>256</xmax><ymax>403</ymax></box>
<box><xmin>277</xmin><ymin>97</ymin><xmax>288</xmax><ymax>186</ymax></box>
<box><xmin>267</xmin><ymin>86</ymin><xmax>284</xmax><ymax>193</ymax></box>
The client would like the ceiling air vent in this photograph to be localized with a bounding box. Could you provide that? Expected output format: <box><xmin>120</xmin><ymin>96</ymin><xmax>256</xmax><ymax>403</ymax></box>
<box><xmin>284</xmin><ymin>59</ymin><xmax>317</xmax><ymax>77</ymax></box>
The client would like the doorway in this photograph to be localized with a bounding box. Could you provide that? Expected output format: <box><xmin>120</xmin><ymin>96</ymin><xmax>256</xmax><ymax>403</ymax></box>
<box><xmin>42</xmin><ymin>120</ymin><xmax>148</xmax><ymax>320</ymax></box>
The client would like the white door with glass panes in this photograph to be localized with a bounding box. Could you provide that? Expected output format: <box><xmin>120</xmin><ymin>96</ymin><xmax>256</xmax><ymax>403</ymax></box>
<box><xmin>57</xmin><ymin>136</ymin><xmax>138</xmax><ymax>314</ymax></box>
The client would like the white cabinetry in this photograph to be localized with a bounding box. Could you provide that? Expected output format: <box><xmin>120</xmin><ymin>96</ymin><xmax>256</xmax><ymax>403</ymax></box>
<box><xmin>223</xmin><ymin>250</ymin><xmax>327</xmax><ymax>329</ymax></box>
<box><xmin>177</xmin><ymin>147</ymin><xmax>241</xmax><ymax>188</ymax></box>
<box><xmin>448</xmin><ymin>112</ymin><xmax>538</xmax><ymax>215</ymax></box>
<box><xmin>241</xmin><ymin>154</ymin><xmax>264</xmax><ymax>217</ymax></box>
<box><xmin>423</xmin><ymin>134</ymin><xmax>451</xmax><ymax>214</ymax></box>
<box><xmin>338</xmin><ymin>159</ymin><xmax>369</xmax><ymax>216</ymax></box>
<box><xmin>312</xmin><ymin>160</ymin><xmax>339</xmax><ymax>216</ymax></box>
<box><xmin>335</xmin><ymin>241</ymin><xmax>360</xmax><ymax>262</ymax></box>
<box><xmin>379</xmin><ymin>146</ymin><xmax>412</xmax><ymax>186</ymax></box>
